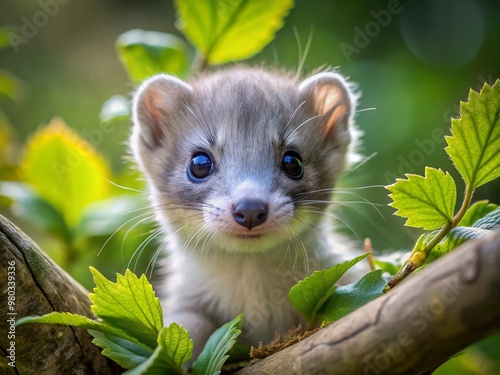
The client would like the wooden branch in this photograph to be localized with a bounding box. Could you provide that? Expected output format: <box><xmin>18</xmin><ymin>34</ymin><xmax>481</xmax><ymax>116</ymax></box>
<box><xmin>0</xmin><ymin>214</ymin><xmax>123</xmax><ymax>374</ymax></box>
<box><xmin>237</xmin><ymin>230</ymin><xmax>500</xmax><ymax>375</ymax></box>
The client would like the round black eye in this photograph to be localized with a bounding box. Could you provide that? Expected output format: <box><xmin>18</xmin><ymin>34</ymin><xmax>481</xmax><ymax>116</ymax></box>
<box><xmin>188</xmin><ymin>152</ymin><xmax>213</xmax><ymax>181</ymax></box>
<box><xmin>282</xmin><ymin>150</ymin><xmax>304</xmax><ymax>179</ymax></box>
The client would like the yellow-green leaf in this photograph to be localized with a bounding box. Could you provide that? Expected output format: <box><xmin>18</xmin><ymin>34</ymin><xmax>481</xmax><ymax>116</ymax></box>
<box><xmin>125</xmin><ymin>324</ymin><xmax>193</xmax><ymax>375</ymax></box>
<box><xmin>21</xmin><ymin>118</ymin><xmax>111</xmax><ymax>228</ymax></box>
<box><xmin>445</xmin><ymin>80</ymin><xmax>500</xmax><ymax>189</ymax></box>
<box><xmin>176</xmin><ymin>0</ymin><xmax>294</xmax><ymax>65</ymax></box>
<box><xmin>386</xmin><ymin>167</ymin><xmax>456</xmax><ymax>230</ymax></box>
<box><xmin>90</xmin><ymin>267</ymin><xmax>163</xmax><ymax>350</ymax></box>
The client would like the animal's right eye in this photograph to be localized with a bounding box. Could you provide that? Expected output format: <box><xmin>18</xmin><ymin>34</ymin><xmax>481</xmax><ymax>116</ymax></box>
<box><xmin>187</xmin><ymin>152</ymin><xmax>213</xmax><ymax>182</ymax></box>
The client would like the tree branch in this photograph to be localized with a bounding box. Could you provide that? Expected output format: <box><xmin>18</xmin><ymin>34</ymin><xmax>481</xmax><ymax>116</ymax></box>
<box><xmin>0</xmin><ymin>214</ymin><xmax>123</xmax><ymax>374</ymax></box>
<box><xmin>237</xmin><ymin>230</ymin><xmax>500</xmax><ymax>375</ymax></box>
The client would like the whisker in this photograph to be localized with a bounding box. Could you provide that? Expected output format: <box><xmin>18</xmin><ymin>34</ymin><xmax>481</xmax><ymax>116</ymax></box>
<box><xmin>355</xmin><ymin>107</ymin><xmax>376</xmax><ymax>114</ymax></box>
<box><xmin>284</xmin><ymin>114</ymin><xmax>324</xmax><ymax>142</ymax></box>
<box><xmin>342</xmin><ymin>151</ymin><xmax>378</xmax><ymax>177</ymax></box>
<box><xmin>296</xmin><ymin>25</ymin><xmax>314</xmax><ymax>78</ymax></box>
<box><xmin>300</xmin><ymin>207</ymin><xmax>362</xmax><ymax>243</ymax></box>
<box><xmin>127</xmin><ymin>226</ymin><xmax>166</xmax><ymax>272</ymax></box>
<box><xmin>105</xmin><ymin>179</ymin><xmax>144</xmax><ymax>193</ymax></box>
<box><xmin>97</xmin><ymin>211</ymin><xmax>155</xmax><ymax>257</ymax></box>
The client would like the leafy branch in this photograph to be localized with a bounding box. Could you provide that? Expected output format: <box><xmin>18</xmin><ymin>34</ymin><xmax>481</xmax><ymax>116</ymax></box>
<box><xmin>386</xmin><ymin>80</ymin><xmax>500</xmax><ymax>290</ymax></box>
<box><xmin>18</xmin><ymin>268</ymin><xmax>242</xmax><ymax>375</ymax></box>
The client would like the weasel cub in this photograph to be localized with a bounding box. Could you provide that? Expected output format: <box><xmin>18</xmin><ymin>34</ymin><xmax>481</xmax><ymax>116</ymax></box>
<box><xmin>131</xmin><ymin>66</ymin><xmax>362</xmax><ymax>358</ymax></box>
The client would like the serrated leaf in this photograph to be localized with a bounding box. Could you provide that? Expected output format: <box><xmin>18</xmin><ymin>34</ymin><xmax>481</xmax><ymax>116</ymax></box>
<box><xmin>192</xmin><ymin>314</ymin><xmax>242</xmax><ymax>375</ymax></box>
<box><xmin>445</xmin><ymin>80</ymin><xmax>500</xmax><ymax>189</ymax></box>
<box><xmin>176</xmin><ymin>0</ymin><xmax>293</xmax><ymax>65</ymax></box>
<box><xmin>90</xmin><ymin>330</ymin><xmax>152</xmax><ymax>370</ymax></box>
<box><xmin>386</xmin><ymin>167</ymin><xmax>456</xmax><ymax>230</ymax></box>
<box><xmin>21</xmin><ymin>118</ymin><xmax>111</xmax><ymax>227</ymax></box>
<box><xmin>318</xmin><ymin>270</ymin><xmax>386</xmax><ymax>322</ymax></box>
<box><xmin>100</xmin><ymin>95</ymin><xmax>131</xmax><ymax>125</ymax></box>
<box><xmin>124</xmin><ymin>324</ymin><xmax>192</xmax><ymax>375</ymax></box>
<box><xmin>90</xmin><ymin>267</ymin><xmax>163</xmax><ymax>350</ymax></box>
<box><xmin>16</xmin><ymin>311</ymin><xmax>150</xmax><ymax>355</ymax></box>
<box><xmin>289</xmin><ymin>253</ymin><xmax>369</xmax><ymax>324</ymax></box>
<box><xmin>117</xmin><ymin>30</ymin><xmax>189</xmax><ymax>84</ymax></box>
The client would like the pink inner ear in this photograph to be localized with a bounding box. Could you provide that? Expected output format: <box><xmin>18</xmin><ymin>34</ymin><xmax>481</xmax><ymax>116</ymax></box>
<box><xmin>315</xmin><ymin>85</ymin><xmax>348</xmax><ymax>138</ymax></box>
<box><xmin>140</xmin><ymin>91</ymin><xmax>167</xmax><ymax>144</ymax></box>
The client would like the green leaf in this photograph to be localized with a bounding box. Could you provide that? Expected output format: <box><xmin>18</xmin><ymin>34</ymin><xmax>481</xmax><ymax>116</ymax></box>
<box><xmin>21</xmin><ymin>118</ymin><xmax>111</xmax><ymax>228</ymax></box>
<box><xmin>373</xmin><ymin>259</ymin><xmax>400</xmax><ymax>276</ymax></box>
<box><xmin>124</xmin><ymin>324</ymin><xmax>192</xmax><ymax>375</ymax></box>
<box><xmin>192</xmin><ymin>314</ymin><xmax>243</xmax><ymax>375</ymax></box>
<box><xmin>457</xmin><ymin>200</ymin><xmax>498</xmax><ymax>227</ymax></box>
<box><xmin>117</xmin><ymin>30</ymin><xmax>190</xmax><ymax>84</ymax></box>
<box><xmin>17</xmin><ymin>311</ymin><xmax>103</xmax><ymax>328</ymax></box>
<box><xmin>100</xmin><ymin>95</ymin><xmax>131</xmax><ymax>125</ymax></box>
<box><xmin>289</xmin><ymin>253</ymin><xmax>369</xmax><ymax>324</ymax></box>
<box><xmin>445</xmin><ymin>80</ymin><xmax>500</xmax><ymax>189</ymax></box>
<box><xmin>90</xmin><ymin>330</ymin><xmax>152</xmax><ymax>370</ymax></box>
<box><xmin>386</xmin><ymin>167</ymin><xmax>457</xmax><ymax>230</ymax></box>
<box><xmin>90</xmin><ymin>267</ymin><xmax>163</xmax><ymax>350</ymax></box>
<box><xmin>0</xmin><ymin>181</ymin><xmax>70</xmax><ymax>241</ymax></box>
<box><xmin>427</xmin><ymin>205</ymin><xmax>500</xmax><ymax>263</ymax></box>
<box><xmin>0</xmin><ymin>69</ymin><xmax>25</xmax><ymax>101</ymax></box>
<box><xmin>176</xmin><ymin>0</ymin><xmax>294</xmax><ymax>65</ymax></box>
<box><xmin>318</xmin><ymin>270</ymin><xmax>386</xmax><ymax>322</ymax></box>
<box><xmin>17</xmin><ymin>311</ymin><xmax>149</xmax><ymax>356</ymax></box>
<box><xmin>472</xmin><ymin>206</ymin><xmax>500</xmax><ymax>230</ymax></box>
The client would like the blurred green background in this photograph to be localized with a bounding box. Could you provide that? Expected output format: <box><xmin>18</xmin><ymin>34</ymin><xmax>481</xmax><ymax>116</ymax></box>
<box><xmin>1</xmin><ymin>0</ymin><xmax>499</xmax><ymax>373</ymax></box>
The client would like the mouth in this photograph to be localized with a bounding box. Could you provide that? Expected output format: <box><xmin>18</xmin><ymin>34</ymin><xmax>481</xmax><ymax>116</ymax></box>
<box><xmin>234</xmin><ymin>232</ymin><xmax>263</xmax><ymax>240</ymax></box>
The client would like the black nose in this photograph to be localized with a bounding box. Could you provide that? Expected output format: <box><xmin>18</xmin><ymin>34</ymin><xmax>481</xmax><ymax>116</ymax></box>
<box><xmin>232</xmin><ymin>199</ymin><xmax>268</xmax><ymax>229</ymax></box>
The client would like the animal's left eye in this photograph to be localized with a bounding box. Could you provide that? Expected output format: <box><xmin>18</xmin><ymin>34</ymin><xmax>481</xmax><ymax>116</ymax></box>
<box><xmin>281</xmin><ymin>150</ymin><xmax>304</xmax><ymax>180</ymax></box>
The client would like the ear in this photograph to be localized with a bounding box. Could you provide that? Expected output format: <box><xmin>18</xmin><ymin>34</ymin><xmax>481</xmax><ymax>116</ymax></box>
<box><xmin>299</xmin><ymin>72</ymin><xmax>357</xmax><ymax>139</ymax></box>
<box><xmin>132</xmin><ymin>74</ymin><xmax>192</xmax><ymax>148</ymax></box>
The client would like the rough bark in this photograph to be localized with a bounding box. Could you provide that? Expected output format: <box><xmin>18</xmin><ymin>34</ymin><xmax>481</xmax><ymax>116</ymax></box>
<box><xmin>1</xmin><ymin>213</ymin><xmax>499</xmax><ymax>375</ymax></box>
<box><xmin>237</xmin><ymin>230</ymin><xmax>500</xmax><ymax>375</ymax></box>
<box><xmin>0</xmin><ymin>214</ymin><xmax>123</xmax><ymax>375</ymax></box>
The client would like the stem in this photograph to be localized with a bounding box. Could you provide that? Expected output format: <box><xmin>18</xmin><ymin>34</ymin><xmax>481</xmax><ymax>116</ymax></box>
<box><xmin>452</xmin><ymin>184</ymin><xmax>474</xmax><ymax>227</ymax></box>
<box><xmin>386</xmin><ymin>184</ymin><xmax>475</xmax><ymax>291</ymax></box>
<box><xmin>364</xmin><ymin>238</ymin><xmax>376</xmax><ymax>272</ymax></box>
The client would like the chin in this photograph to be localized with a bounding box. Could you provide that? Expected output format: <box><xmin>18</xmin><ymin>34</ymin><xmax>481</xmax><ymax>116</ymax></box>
<box><xmin>218</xmin><ymin>230</ymin><xmax>285</xmax><ymax>254</ymax></box>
